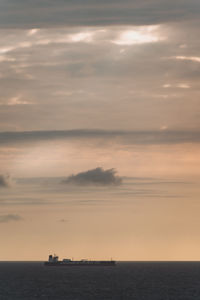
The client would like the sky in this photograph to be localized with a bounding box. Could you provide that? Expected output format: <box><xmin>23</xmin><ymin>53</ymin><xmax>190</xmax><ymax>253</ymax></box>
<box><xmin>0</xmin><ymin>0</ymin><xmax>200</xmax><ymax>261</ymax></box>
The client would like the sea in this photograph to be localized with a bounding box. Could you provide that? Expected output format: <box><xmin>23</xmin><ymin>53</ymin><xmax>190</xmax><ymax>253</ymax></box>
<box><xmin>0</xmin><ymin>262</ymin><xmax>200</xmax><ymax>299</ymax></box>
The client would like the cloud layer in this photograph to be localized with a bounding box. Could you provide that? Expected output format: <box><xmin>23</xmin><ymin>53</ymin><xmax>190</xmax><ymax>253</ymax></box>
<box><xmin>0</xmin><ymin>0</ymin><xmax>199</xmax><ymax>28</ymax></box>
<box><xmin>63</xmin><ymin>167</ymin><xmax>122</xmax><ymax>186</ymax></box>
<box><xmin>0</xmin><ymin>129</ymin><xmax>200</xmax><ymax>145</ymax></box>
<box><xmin>0</xmin><ymin>23</ymin><xmax>200</xmax><ymax>133</ymax></box>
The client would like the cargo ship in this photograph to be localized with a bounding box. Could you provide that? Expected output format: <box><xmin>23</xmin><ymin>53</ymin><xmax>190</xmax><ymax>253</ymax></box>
<box><xmin>44</xmin><ymin>254</ymin><xmax>116</xmax><ymax>266</ymax></box>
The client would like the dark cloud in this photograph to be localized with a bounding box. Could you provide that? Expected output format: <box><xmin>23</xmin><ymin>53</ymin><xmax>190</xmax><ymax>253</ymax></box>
<box><xmin>63</xmin><ymin>167</ymin><xmax>122</xmax><ymax>186</ymax></box>
<box><xmin>0</xmin><ymin>175</ymin><xmax>11</xmax><ymax>188</ymax></box>
<box><xmin>0</xmin><ymin>0</ymin><xmax>199</xmax><ymax>28</ymax></box>
<box><xmin>0</xmin><ymin>214</ymin><xmax>23</xmax><ymax>223</ymax></box>
<box><xmin>0</xmin><ymin>129</ymin><xmax>200</xmax><ymax>145</ymax></box>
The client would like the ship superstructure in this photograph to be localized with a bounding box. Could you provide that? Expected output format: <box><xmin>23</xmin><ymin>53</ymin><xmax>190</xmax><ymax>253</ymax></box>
<box><xmin>44</xmin><ymin>254</ymin><xmax>116</xmax><ymax>266</ymax></box>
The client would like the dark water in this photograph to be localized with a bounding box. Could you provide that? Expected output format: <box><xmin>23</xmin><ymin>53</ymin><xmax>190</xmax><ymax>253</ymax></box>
<box><xmin>0</xmin><ymin>262</ymin><xmax>200</xmax><ymax>299</ymax></box>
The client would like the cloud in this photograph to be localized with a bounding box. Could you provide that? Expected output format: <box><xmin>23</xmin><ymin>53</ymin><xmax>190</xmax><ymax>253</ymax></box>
<box><xmin>163</xmin><ymin>83</ymin><xmax>190</xmax><ymax>89</ymax></box>
<box><xmin>0</xmin><ymin>96</ymin><xmax>32</xmax><ymax>106</ymax></box>
<box><xmin>63</xmin><ymin>167</ymin><xmax>122</xmax><ymax>186</ymax></box>
<box><xmin>59</xmin><ymin>219</ymin><xmax>68</xmax><ymax>223</ymax></box>
<box><xmin>0</xmin><ymin>175</ymin><xmax>11</xmax><ymax>188</ymax></box>
<box><xmin>174</xmin><ymin>56</ymin><xmax>200</xmax><ymax>63</ymax></box>
<box><xmin>0</xmin><ymin>0</ymin><xmax>199</xmax><ymax>28</ymax></box>
<box><xmin>0</xmin><ymin>214</ymin><xmax>23</xmax><ymax>223</ymax></box>
<box><xmin>0</xmin><ymin>24</ymin><xmax>200</xmax><ymax>133</ymax></box>
<box><xmin>0</xmin><ymin>129</ymin><xmax>200</xmax><ymax>145</ymax></box>
<box><xmin>112</xmin><ymin>26</ymin><xmax>164</xmax><ymax>45</ymax></box>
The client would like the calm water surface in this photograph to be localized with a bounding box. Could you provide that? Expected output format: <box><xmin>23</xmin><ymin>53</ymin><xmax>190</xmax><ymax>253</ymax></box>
<box><xmin>0</xmin><ymin>262</ymin><xmax>200</xmax><ymax>299</ymax></box>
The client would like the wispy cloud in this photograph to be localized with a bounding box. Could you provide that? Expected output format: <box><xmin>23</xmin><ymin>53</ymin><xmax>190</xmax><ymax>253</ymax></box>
<box><xmin>174</xmin><ymin>56</ymin><xmax>200</xmax><ymax>63</ymax></box>
<box><xmin>163</xmin><ymin>83</ymin><xmax>190</xmax><ymax>89</ymax></box>
<box><xmin>0</xmin><ymin>129</ymin><xmax>200</xmax><ymax>145</ymax></box>
<box><xmin>0</xmin><ymin>214</ymin><xmax>23</xmax><ymax>223</ymax></box>
<box><xmin>0</xmin><ymin>95</ymin><xmax>32</xmax><ymax>106</ymax></box>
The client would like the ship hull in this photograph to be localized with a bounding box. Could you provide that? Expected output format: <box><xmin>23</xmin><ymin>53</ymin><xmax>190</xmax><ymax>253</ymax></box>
<box><xmin>44</xmin><ymin>261</ymin><xmax>116</xmax><ymax>267</ymax></box>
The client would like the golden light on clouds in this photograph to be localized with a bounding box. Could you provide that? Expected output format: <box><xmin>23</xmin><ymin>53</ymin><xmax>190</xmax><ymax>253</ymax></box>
<box><xmin>175</xmin><ymin>56</ymin><xmax>200</xmax><ymax>63</ymax></box>
<box><xmin>113</xmin><ymin>26</ymin><xmax>164</xmax><ymax>45</ymax></box>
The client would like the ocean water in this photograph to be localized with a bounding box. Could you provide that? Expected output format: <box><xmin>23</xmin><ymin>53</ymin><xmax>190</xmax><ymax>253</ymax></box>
<box><xmin>0</xmin><ymin>262</ymin><xmax>200</xmax><ymax>299</ymax></box>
